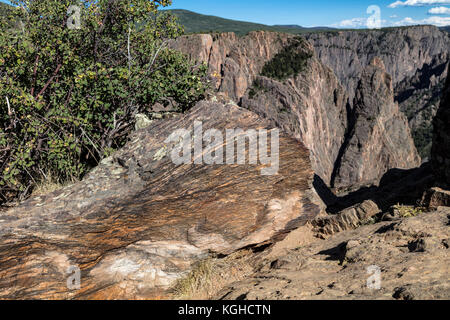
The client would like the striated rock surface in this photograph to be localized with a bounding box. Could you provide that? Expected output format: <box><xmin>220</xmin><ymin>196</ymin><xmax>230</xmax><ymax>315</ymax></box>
<box><xmin>0</xmin><ymin>101</ymin><xmax>320</xmax><ymax>299</ymax></box>
<box><xmin>421</xmin><ymin>187</ymin><xmax>450</xmax><ymax>209</ymax></box>
<box><xmin>332</xmin><ymin>58</ymin><xmax>421</xmax><ymax>191</ymax></box>
<box><xmin>432</xmin><ymin>63</ymin><xmax>450</xmax><ymax>187</ymax></box>
<box><xmin>216</xmin><ymin>207</ymin><xmax>450</xmax><ymax>300</ymax></box>
<box><xmin>305</xmin><ymin>26</ymin><xmax>450</xmax><ymax>157</ymax></box>
<box><xmin>312</xmin><ymin>200</ymin><xmax>380</xmax><ymax>237</ymax></box>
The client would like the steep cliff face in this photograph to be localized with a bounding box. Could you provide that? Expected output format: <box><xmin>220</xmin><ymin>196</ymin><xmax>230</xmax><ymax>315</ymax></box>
<box><xmin>171</xmin><ymin>31</ymin><xmax>295</xmax><ymax>102</ymax></box>
<box><xmin>333</xmin><ymin>58</ymin><xmax>421</xmax><ymax>190</ymax></box>
<box><xmin>305</xmin><ymin>26</ymin><xmax>450</xmax><ymax>157</ymax></box>
<box><xmin>173</xmin><ymin>31</ymin><xmax>422</xmax><ymax>191</ymax></box>
<box><xmin>432</xmin><ymin>64</ymin><xmax>450</xmax><ymax>187</ymax></box>
<box><xmin>239</xmin><ymin>45</ymin><xmax>349</xmax><ymax>187</ymax></box>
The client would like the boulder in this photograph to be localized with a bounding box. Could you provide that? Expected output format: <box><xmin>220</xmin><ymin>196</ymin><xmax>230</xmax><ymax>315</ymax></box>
<box><xmin>312</xmin><ymin>200</ymin><xmax>381</xmax><ymax>237</ymax></box>
<box><xmin>0</xmin><ymin>101</ymin><xmax>320</xmax><ymax>299</ymax></box>
<box><xmin>421</xmin><ymin>187</ymin><xmax>450</xmax><ymax>209</ymax></box>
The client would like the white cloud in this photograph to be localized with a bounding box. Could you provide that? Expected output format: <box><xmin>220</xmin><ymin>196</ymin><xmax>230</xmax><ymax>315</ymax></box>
<box><xmin>332</xmin><ymin>17</ymin><xmax>388</xmax><ymax>28</ymax></box>
<box><xmin>334</xmin><ymin>17</ymin><xmax>367</xmax><ymax>28</ymax></box>
<box><xmin>333</xmin><ymin>15</ymin><xmax>450</xmax><ymax>28</ymax></box>
<box><xmin>390</xmin><ymin>14</ymin><xmax>399</xmax><ymax>18</ymax></box>
<box><xmin>395</xmin><ymin>17</ymin><xmax>416</xmax><ymax>23</ymax></box>
<box><xmin>392</xmin><ymin>15</ymin><xmax>450</xmax><ymax>25</ymax></box>
<box><xmin>388</xmin><ymin>0</ymin><xmax>450</xmax><ymax>8</ymax></box>
<box><xmin>428</xmin><ymin>6</ymin><xmax>450</xmax><ymax>13</ymax></box>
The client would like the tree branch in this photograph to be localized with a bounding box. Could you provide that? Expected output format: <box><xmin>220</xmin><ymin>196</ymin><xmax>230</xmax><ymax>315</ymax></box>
<box><xmin>30</xmin><ymin>55</ymin><xmax>40</xmax><ymax>96</ymax></box>
<box><xmin>35</xmin><ymin>63</ymin><xmax>62</xmax><ymax>100</ymax></box>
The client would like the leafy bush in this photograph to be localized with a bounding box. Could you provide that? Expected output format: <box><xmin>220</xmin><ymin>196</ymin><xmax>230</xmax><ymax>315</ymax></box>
<box><xmin>0</xmin><ymin>0</ymin><xmax>209</xmax><ymax>202</ymax></box>
<box><xmin>261</xmin><ymin>36</ymin><xmax>313</xmax><ymax>81</ymax></box>
<box><xmin>0</xmin><ymin>2</ymin><xmax>11</xmax><ymax>20</ymax></box>
<box><xmin>412</xmin><ymin>123</ymin><xmax>433</xmax><ymax>159</ymax></box>
<box><xmin>248</xmin><ymin>79</ymin><xmax>268</xmax><ymax>99</ymax></box>
<box><xmin>391</xmin><ymin>204</ymin><xmax>426</xmax><ymax>218</ymax></box>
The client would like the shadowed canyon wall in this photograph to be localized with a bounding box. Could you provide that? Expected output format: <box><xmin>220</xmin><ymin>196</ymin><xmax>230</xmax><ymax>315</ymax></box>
<box><xmin>305</xmin><ymin>26</ymin><xmax>449</xmax><ymax>157</ymax></box>
<box><xmin>432</xmin><ymin>64</ymin><xmax>450</xmax><ymax>187</ymax></box>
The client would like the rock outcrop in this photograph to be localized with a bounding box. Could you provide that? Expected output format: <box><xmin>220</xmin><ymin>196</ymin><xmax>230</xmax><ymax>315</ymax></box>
<box><xmin>332</xmin><ymin>58</ymin><xmax>421</xmax><ymax>191</ymax></box>
<box><xmin>305</xmin><ymin>26</ymin><xmax>450</xmax><ymax>157</ymax></box>
<box><xmin>312</xmin><ymin>200</ymin><xmax>380</xmax><ymax>237</ymax></box>
<box><xmin>216</xmin><ymin>207</ymin><xmax>450</xmax><ymax>300</ymax></box>
<box><xmin>421</xmin><ymin>187</ymin><xmax>450</xmax><ymax>209</ymax></box>
<box><xmin>0</xmin><ymin>101</ymin><xmax>321</xmax><ymax>299</ymax></box>
<box><xmin>305</xmin><ymin>26</ymin><xmax>449</xmax><ymax>98</ymax></box>
<box><xmin>432</xmin><ymin>64</ymin><xmax>450</xmax><ymax>187</ymax></box>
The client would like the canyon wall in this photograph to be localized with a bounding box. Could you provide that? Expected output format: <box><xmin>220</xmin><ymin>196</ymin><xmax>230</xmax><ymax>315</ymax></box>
<box><xmin>239</xmin><ymin>44</ymin><xmax>349</xmax><ymax>188</ymax></box>
<box><xmin>333</xmin><ymin>58</ymin><xmax>421</xmax><ymax>189</ymax></box>
<box><xmin>172</xmin><ymin>31</ymin><xmax>295</xmax><ymax>102</ymax></box>
<box><xmin>305</xmin><ymin>26</ymin><xmax>450</xmax><ymax>157</ymax></box>
<box><xmin>173</xmin><ymin>31</ymin><xmax>421</xmax><ymax>191</ymax></box>
<box><xmin>432</xmin><ymin>64</ymin><xmax>450</xmax><ymax>187</ymax></box>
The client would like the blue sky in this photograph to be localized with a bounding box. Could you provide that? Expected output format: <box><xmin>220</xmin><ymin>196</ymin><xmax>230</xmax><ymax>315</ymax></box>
<box><xmin>1</xmin><ymin>0</ymin><xmax>449</xmax><ymax>28</ymax></box>
<box><xmin>166</xmin><ymin>0</ymin><xmax>450</xmax><ymax>27</ymax></box>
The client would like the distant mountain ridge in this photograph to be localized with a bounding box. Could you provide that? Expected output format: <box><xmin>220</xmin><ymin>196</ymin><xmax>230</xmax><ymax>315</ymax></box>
<box><xmin>165</xmin><ymin>9</ymin><xmax>335</xmax><ymax>35</ymax></box>
<box><xmin>274</xmin><ymin>24</ymin><xmax>335</xmax><ymax>31</ymax></box>
<box><xmin>166</xmin><ymin>9</ymin><xmax>450</xmax><ymax>36</ymax></box>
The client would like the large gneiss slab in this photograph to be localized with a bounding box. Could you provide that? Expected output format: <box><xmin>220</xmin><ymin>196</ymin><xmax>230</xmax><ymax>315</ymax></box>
<box><xmin>0</xmin><ymin>101</ymin><xmax>320</xmax><ymax>299</ymax></box>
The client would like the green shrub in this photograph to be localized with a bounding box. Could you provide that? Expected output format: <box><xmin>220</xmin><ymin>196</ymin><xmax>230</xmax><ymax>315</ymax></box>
<box><xmin>391</xmin><ymin>204</ymin><xmax>426</xmax><ymax>218</ymax></box>
<box><xmin>0</xmin><ymin>0</ymin><xmax>209</xmax><ymax>202</ymax></box>
<box><xmin>412</xmin><ymin>123</ymin><xmax>433</xmax><ymax>159</ymax></box>
<box><xmin>261</xmin><ymin>37</ymin><xmax>313</xmax><ymax>81</ymax></box>
<box><xmin>248</xmin><ymin>80</ymin><xmax>268</xmax><ymax>99</ymax></box>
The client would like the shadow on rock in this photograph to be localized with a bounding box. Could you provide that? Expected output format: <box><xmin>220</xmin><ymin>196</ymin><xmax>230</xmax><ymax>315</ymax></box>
<box><xmin>315</xmin><ymin>163</ymin><xmax>435</xmax><ymax>214</ymax></box>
